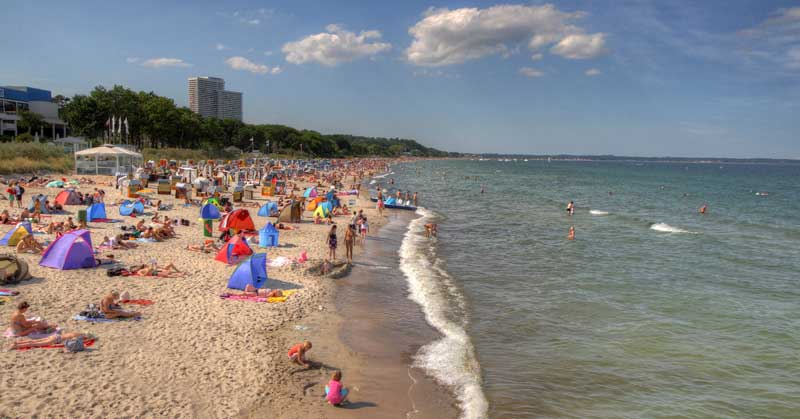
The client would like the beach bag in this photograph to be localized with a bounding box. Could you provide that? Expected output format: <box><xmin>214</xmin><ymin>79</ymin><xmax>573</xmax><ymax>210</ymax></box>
<box><xmin>80</xmin><ymin>304</ymin><xmax>103</xmax><ymax>318</ymax></box>
<box><xmin>64</xmin><ymin>336</ymin><xmax>85</xmax><ymax>352</ymax></box>
<box><xmin>107</xmin><ymin>267</ymin><xmax>126</xmax><ymax>277</ymax></box>
<box><xmin>180</xmin><ymin>219</ymin><xmax>190</xmax><ymax>226</ymax></box>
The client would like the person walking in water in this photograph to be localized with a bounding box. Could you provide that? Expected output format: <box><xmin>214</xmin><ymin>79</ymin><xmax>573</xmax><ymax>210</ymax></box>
<box><xmin>413</xmin><ymin>192</ymin><xmax>418</xmax><ymax>206</ymax></box>
<box><xmin>566</xmin><ymin>201</ymin><xmax>575</xmax><ymax>216</ymax></box>
<box><xmin>699</xmin><ymin>204</ymin><xmax>707</xmax><ymax>215</ymax></box>
<box><xmin>568</xmin><ymin>226</ymin><xmax>575</xmax><ymax>240</ymax></box>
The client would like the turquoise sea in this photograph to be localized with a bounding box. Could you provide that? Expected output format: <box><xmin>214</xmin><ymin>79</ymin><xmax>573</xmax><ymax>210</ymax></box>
<box><xmin>384</xmin><ymin>159</ymin><xmax>800</xmax><ymax>419</ymax></box>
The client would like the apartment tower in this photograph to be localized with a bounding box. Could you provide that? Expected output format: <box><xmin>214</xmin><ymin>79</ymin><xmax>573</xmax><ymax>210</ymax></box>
<box><xmin>188</xmin><ymin>76</ymin><xmax>242</xmax><ymax>121</ymax></box>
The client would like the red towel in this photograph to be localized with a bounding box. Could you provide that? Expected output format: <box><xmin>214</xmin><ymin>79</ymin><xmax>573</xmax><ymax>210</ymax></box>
<box><xmin>120</xmin><ymin>299</ymin><xmax>154</xmax><ymax>306</ymax></box>
<box><xmin>15</xmin><ymin>338</ymin><xmax>96</xmax><ymax>351</ymax></box>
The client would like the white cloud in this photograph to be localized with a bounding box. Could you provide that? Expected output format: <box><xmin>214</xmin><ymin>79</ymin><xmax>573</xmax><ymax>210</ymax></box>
<box><xmin>141</xmin><ymin>58</ymin><xmax>191</xmax><ymax>68</ymax></box>
<box><xmin>739</xmin><ymin>7</ymin><xmax>800</xmax><ymax>71</ymax></box>
<box><xmin>550</xmin><ymin>33</ymin><xmax>608</xmax><ymax>59</ymax></box>
<box><xmin>405</xmin><ymin>4</ymin><xmax>608</xmax><ymax>66</ymax></box>
<box><xmin>264</xmin><ymin>51</ymin><xmax>273</xmax><ymax>56</ymax></box>
<box><xmin>283</xmin><ymin>24</ymin><xmax>392</xmax><ymax>66</ymax></box>
<box><xmin>531</xmin><ymin>53</ymin><xmax>543</xmax><ymax>61</ymax></box>
<box><xmin>247</xmin><ymin>19</ymin><xmax>260</xmax><ymax>25</ymax></box>
<box><xmin>215</xmin><ymin>43</ymin><xmax>229</xmax><ymax>51</ymax></box>
<box><xmin>585</xmin><ymin>68</ymin><xmax>601</xmax><ymax>76</ymax></box>
<box><xmin>519</xmin><ymin>67</ymin><xmax>545</xmax><ymax>77</ymax></box>
<box><xmin>225</xmin><ymin>56</ymin><xmax>280</xmax><ymax>75</ymax></box>
<box><xmin>125</xmin><ymin>57</ymin><xmax>139</xmax><ymax>63</ymax></box>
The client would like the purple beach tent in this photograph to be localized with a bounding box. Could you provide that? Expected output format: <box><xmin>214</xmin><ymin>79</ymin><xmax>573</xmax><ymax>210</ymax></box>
<box><xmin>39</xmin><ymin>229</ymin><xmax>96</xmax><ymax>270</ymax></box>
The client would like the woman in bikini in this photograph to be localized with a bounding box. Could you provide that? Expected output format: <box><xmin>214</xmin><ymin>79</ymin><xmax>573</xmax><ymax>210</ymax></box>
<box><xmin>242</xmin><ymin>284</ymin><xmax>284</xmax><ymax>298</ymax></box>
<box><xmin>327</xmin><ymin>225</ymin><xmax>338</xmax><ymax>261</ymax></box>
<box><xmin>9</xmin><ymin>301</ymin><xmax>54</xmax><ymax>337</ymax></box>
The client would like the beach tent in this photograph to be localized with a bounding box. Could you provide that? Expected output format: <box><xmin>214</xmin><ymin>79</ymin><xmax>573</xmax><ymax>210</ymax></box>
<box><xmin>55</xmin><ymin>189</ymin><xmax>82</xmax><ymax>206</ymax></box>
<box><xmin>306</xmin><ymin>196</ymin><xmax>325</xmax><ymax>211</ymax></box>
<box><xmin>119</xmin><ymin>200</ymin><xmax>145</xmax><ymax>216</ymax></box>
<box><xmin>86</xmin><ymin>203</ymin><xmax>107</xmax><ymax>222</ymax></box>
<box><xmin>0</xmin><ymin>254</ymin><xmax>32</xmax><ymax>285</ymax></box>
<box><xmin>257</xmin><ymin>201</ymin><xmax>279</xmax><ymax>217</ymax></box>
<box><xmin>303</xmin><ymin>187</ymin><xmax>318</xmax><ymax>198</ymax></box>
<box><xmin>313</xmin><ymin>205</ymin><xmax>330</xmax><ymax>219</ymax></box>
<box><xmin>0</xmin><ymin>222</ymin><xmax>32</xmax><ymax>246</ymax></box>
<box><xmin>39</xmin><ymin>229</ymin><xmax>96</xmax><ymax>270</ymax></box>
<box><xmin>46</xmin><ymin>180</ymin><xmax>65</xmax><ymax>188</ymax></box>
<box><xmin>200</xmin><ymin>203</ymin><xmax>221</xmax><ymax>220</ymax></box>
<box><xmin>277</xmin><ymin>201</ymin><xmax>303</xmax><ymax>223</ymax></box>
<box><xmin>219</xmin><ymin>209</ymin><xmax>255</xmax><ymax>232</ymax></box>
<box><xmin>226</xmin><ymin>253</ymin><xmax>268</xmax><ymax>290</ymax></box>
<box><xmin>258</xmin><ymin>222</ymin><xmax>279</xmax><ymax>248</ymax></box>
<box><xmin>28</xmin><ymin>194</ymin><xmax>50</xmax><ymax>214</ymax></box>
<box><xmin>215</xmin><ymin>235</ymin><xmax>253</xmax><ymax>264</ymax></box>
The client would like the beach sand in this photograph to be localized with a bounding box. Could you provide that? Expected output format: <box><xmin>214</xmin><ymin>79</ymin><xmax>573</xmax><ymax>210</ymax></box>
<box><xmin>0</xmin><ymin>173</ymin><xmax>455</xmax><ymax>418</ymax></box>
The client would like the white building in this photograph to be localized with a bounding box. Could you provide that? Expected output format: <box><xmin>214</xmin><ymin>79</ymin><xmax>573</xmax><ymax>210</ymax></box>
<box><xmin>188</xmin><ymin>77</ymin><xmax>242</xmax><ymax>121</ymax></box>
<box><xmin>0</xmin><ymin>86</ymin><xmax>68</xmax><ymax>138</ymax></box>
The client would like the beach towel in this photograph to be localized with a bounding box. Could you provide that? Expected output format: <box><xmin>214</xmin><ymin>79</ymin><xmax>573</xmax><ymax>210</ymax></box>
<box><xmin>219</xmin><ymin>290</ymin><xmax>297</xmax><ymax>303</ymax></box>
<box><xmin>267</xmin><ymin>256</ymin><xmax>293</xmax><ymax>267</ymax></box>
<box><xmin>0</xmin><ymin>296</ymin><xmax>10</xmax><ymax>304</ymax></box>
<box><xmin>72</xmin><ymin>314</ymin><xmax>142</xmax><ymax>323</ymax></box>
<box><xmin>136</xmin><ymin>238</ymin><xmax>158</xmax><ymax>243</ymax></box>
<box><xmin>14</xmin><ymin>338</ymin><xmax>96</xmax><ymax>351</ymax></box>
<box><xmin>120</xmin><ymin>299</ymin><xmax>154</xmax><ymax>306</ymax></box>
<box><xmin>0</xmin><ymin>289</ymin><xmax>20</xmax><ymax>296</ymax></box>
<box><xmin>89</xmin><ymin>218</ymin><xmax>122</xmax><ymax>223</ymax></box>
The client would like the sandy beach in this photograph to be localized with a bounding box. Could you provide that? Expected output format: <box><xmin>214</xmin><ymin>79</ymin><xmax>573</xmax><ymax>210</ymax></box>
<box><xmin>0</xmin><ymin>167</ymin><xmax>452</xmax><ymax>419</ymax></box>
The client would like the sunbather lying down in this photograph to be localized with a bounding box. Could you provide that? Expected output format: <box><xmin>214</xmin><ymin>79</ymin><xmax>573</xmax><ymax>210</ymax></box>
<box><xmin>7</xmin><ymin>330</ymin><xmax>88</xmax><ymax>351</ymax></box>
<box><xmin>186</xmin><ymin>240</ymin><xmax>220</xmax><ymax>253</ymax></box>
<box><xmin>131</xmin><ymin>262</ymin><xmax>184</xmax><ymax>277</ymax></box>
<box><xmin>242</xmin><ymin>284</ymin><xmax>284</xmax><ymax>298</ymax></box>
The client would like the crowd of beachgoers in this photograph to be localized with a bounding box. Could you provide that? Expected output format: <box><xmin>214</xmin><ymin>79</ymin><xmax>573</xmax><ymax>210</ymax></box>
<box><xmin>0</xmin><ymin>157</ymin><xmax>407</xmax><ymax>417</ymax></box>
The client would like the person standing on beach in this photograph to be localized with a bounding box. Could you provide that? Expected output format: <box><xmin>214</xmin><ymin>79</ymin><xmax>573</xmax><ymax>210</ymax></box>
<box><xmin>6</xmin><ymin>183</ymin><xmax>16</xmax><ymax>208</ymax></box>
<box><xmin>344</xmin><ymin>224</ymin><xmax>355</xmax><ymax>263</ymax></box>
<box><xmin>327</xmin><ymin>225</ymin><xmax>338</xmax><ymax>261</ymax></box>
<box><xmin>14</xmin><ymin>182</ymin><xmax>23</xmax><ymax>208</ymax></box>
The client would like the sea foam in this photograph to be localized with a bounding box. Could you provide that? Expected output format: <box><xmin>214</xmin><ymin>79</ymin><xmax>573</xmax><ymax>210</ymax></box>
<box><xmin>650</xmin><ymin>223</ymin><xmax>695</xmax><ymax>234</ymax></box>
<box><xmin>399</xmin><ymin>208</ymin><xmax>488</xmax><ymax>419</ymax></box>
<box><xmin>590</xmin><ymin>210</ymin><xmax>609</xmax><ymax>215</ymax></box>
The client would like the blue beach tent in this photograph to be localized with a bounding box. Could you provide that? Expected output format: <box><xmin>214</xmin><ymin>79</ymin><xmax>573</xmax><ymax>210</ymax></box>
<box><xmin>86</xmin><ymin>203</ymin><xmax>107</xmax><ymax>221</ymax></box>
<box><xmin>200</xmin><ymin>203</ymin><xmax>221</xmax><ymax>220</ymax></box>
<box><xmin>257</xmin><ymin>201</ymin><xmax>279</xmax><ymax>217</ymax></box>
<box><xmin>258</xmin><ymin>222</ymin><xmax>279</xmax><ymax>248</ymax></box>
<box><xmin>119</xmin><ymin>200</ymin><xmax>145</xmax><ymax>216</ymax></box>
<box><xmin>227</xmin><ymin>253</ymin><xmax>269</xmax><ymax>290</ymax></box>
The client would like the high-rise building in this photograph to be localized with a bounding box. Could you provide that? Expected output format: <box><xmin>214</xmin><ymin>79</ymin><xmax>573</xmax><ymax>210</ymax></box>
<box><xmin>188</xmin><ymin>76</ymin><xmax>242</xmax><ymax>121</ymax></box>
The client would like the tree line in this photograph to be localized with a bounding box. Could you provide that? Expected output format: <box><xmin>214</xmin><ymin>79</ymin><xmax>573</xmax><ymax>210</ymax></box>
<box><xmin>57</xmin><ymin>85</ymin><xmax>452</xmax><ymax>158</ymax></box>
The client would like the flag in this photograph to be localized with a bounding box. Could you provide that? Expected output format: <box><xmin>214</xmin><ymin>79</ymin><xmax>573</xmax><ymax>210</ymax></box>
<box><xmin>124</xmin><ymin>117</ymin><xmax>129</xmax><ymax>136</ymax></box>
<box><xmin>111</xmin><ymin>116</ymin><xmax>116</xmax><ymax>134</ymax></box>
<box><xmin>117</xmin><ymin>117</ymin><xmax>123</xmax><ymax>134</ymax></box>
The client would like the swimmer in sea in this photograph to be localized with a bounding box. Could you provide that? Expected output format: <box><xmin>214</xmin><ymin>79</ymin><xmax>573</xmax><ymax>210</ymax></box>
<box><xmin>568</xmin><ymin>226</ymin><xmax>575</xmax><ymax>240</ymax></box>
<box><xmin>480</xmin><ymin>185</ymin><xmax>485</xmax><ymax>194</ymax></box>
<box><xmin>699</xmin><ymin>204</ymin><xmax>707</xmax><ymax>215</ymax></box>
<box><xmin>566</xmin><ymin>201</ymin><xmax>575</xmax><ymax>216</ymax></box>
<box><xmin>424</xmin><ymin>223</ymin><xmax>437</xmax><ymax>238</ymax></box>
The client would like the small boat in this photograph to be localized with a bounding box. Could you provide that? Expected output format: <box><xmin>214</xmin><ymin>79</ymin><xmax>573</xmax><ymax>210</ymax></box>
<box><xmin>370</xmin><ymin>197</ymin><xmax>417</xmax><ymax>211</ymax></box>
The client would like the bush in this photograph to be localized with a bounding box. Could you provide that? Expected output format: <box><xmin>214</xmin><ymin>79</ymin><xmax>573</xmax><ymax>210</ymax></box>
<box><xmin>0</xmin><ymin>143</ymin><xmax>74</xmax><ymax>174</ymax></box>
<box><xmin>15</xmin><ymin>133</ymin><xmax>34</xmax><ymax>143</ymax></box>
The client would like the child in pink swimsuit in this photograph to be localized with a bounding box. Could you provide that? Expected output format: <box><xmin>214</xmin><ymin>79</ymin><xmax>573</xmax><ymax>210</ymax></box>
<box><xmin>325</xmin><ymin>371</ymin><xmax>349</xmax><ymax>406</ymax></box>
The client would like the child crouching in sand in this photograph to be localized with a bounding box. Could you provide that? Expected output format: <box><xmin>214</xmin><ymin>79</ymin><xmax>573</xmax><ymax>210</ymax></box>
<box><xmin>325</xmin><ymin>371</ymin><xmax>349</xmax><ymax>406</ymax></box>
<box><xmin>288</xmin><ymin>341</ymin><xmax>312</xmax><ymax>368</ymax></box>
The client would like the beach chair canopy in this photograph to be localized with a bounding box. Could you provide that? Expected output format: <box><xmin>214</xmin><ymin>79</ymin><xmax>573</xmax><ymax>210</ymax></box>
<box><xmin>215</xmin><ymin>235</ymin><xmax>253</xmax><ymax>264</ymax></box>
<box><xmin>39</xmin><ymin>229</ymin><xmax>96</xmax><ymax>270</ymax></box>
<box><xmin>0</xmin><ymin>222</ymin><xmax>32</xmax><ymax>246</ymax></box>
<box><xmin>227</xmin><ymin>253</ymin><xmax>268</xmax><ymax>290</ymax></box>
<box><xmin>86</xmin><ymin>203</ymin><xmax>107</xmax><ymax>222</ymax></box>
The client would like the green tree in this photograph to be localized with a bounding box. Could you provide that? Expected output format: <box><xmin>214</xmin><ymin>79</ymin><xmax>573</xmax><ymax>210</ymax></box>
<box><xmin>17</xmin><ymin>110</ymin><xmax>46</xmax><ymax>135</ymax></box>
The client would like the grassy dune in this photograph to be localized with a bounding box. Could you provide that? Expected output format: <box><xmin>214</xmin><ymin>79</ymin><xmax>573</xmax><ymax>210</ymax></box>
<box><xmin>0</xmin><ymin>143</ymin><xmax>74</xmax><ymax>174</ymax></box>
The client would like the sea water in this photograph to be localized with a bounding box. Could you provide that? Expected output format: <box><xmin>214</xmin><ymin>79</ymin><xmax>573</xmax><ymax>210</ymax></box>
<box><xmin>387</xmin><ymin>160</ymin><xmax>800</xmax><ymax>419</ymax></box>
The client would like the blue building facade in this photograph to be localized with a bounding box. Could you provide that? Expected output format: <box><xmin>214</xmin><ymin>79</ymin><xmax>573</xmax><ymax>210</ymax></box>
<box><xmin>0</xmin><ymin>85</ymin><xmax>67</xmax><ymax>138</ymax></box>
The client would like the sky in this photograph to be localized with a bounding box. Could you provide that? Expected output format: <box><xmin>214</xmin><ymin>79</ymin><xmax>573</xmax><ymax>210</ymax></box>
<box><xmin>3</xmin><ymin>0</ymin><xmax>800</xmax><ymax>158</ymax></box>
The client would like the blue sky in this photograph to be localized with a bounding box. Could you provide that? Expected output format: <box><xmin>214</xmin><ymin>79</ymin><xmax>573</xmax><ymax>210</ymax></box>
<box><xmin>3</xmin><ymin>0</ymin><xmax>800</xmax><ymax>158</ymax></box>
